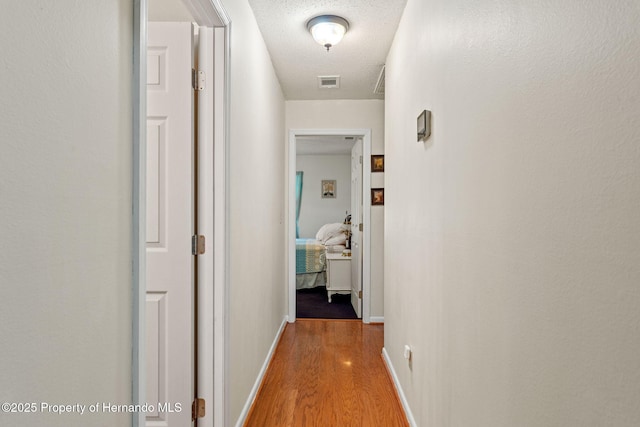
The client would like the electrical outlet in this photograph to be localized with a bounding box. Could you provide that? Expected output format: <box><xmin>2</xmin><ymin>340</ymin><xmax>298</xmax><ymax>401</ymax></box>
<box><xmin>403</xmin><ymin>345</ymin><xmax>411</xmax><ymax>360</ymax></box>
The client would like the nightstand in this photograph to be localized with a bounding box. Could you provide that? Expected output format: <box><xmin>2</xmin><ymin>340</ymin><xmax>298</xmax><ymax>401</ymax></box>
<box><xmin>326</xmin><ymin>252</ymin><xmax>351</xmax><ymax>303</ymax></box>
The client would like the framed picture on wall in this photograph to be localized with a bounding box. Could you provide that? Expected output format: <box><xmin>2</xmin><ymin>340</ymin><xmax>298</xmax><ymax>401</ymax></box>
<box><xmin>371</xmin><ymin>155</ymin><xmax>384</xmax><ymax>172</ymax></box>
<box><xmin>371</xmin><ymin>188</ymin><xmax>384</xmax><ymax>206</ymax></box>
<box><xmin>321</xmin><ymin>180</ymin><xmax>336</xmax><ymax>198</ymax></box>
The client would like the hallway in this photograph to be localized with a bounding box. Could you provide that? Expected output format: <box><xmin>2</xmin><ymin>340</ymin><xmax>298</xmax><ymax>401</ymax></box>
<box><xmin>244</xmin><ymin>320</ymin><xmax>408</xmax><ymax>426</ymax></box>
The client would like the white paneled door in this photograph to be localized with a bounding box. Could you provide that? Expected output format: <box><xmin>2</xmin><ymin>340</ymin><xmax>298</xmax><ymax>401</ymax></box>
<box><xmin>146</xmin><ymin>22</ymin><xmax>194</xmax><ymax>427</ymax></box>
<box><xmin>350</xmin><ymin>139</ymin><xmax>363</xmax><ymax>318</ymax></box>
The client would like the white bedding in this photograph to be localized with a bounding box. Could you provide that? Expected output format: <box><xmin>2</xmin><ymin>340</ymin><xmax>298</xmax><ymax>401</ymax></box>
<box><xmin>315</xmin><ymin>222</ymin><xmax>347</xmax><ymax>243</ymax></box>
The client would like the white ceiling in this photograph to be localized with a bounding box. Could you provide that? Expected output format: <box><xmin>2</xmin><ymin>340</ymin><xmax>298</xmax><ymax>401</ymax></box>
<box><xmin>247</xmin><ymin>0</ymin><xmax>407</xmax><ymax>100</ymax></box>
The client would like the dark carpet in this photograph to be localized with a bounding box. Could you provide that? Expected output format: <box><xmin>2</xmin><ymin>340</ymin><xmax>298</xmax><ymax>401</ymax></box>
<box><xmin>296</xmin><ymin>286</ymin><xmax>357</xmax><ymax>319</ymax></box>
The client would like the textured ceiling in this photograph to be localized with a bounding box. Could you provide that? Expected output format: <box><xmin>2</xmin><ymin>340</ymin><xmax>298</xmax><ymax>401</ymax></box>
<box><xmin>247</xmin><ymin>0</ymin><xmax>407</xmax><ymax>100</ymax></box>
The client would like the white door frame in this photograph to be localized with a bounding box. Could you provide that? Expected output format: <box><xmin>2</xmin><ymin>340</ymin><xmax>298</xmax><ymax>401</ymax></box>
<box><xmin>132</xmin><ymin>1</ymin><xmax>231</xmax><ymax>426</ymax></box>
<box><xmin>288</xmin><ymin>129</ymin><xmax>372</xmax><ymax>324</ymax></box>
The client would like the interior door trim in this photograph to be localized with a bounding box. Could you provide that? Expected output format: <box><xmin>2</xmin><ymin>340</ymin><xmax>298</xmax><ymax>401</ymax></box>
<box><xmin>287</xmin><ymin>128</ymin><xmax>372</xmax><ymax>324</ymax></box>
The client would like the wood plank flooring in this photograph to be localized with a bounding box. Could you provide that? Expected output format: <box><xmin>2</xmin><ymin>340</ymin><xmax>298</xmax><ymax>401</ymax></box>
<box><xmin>244</xmin><ymin>319</ymin><xmax>409</xmax><ymax>427</ymax></box>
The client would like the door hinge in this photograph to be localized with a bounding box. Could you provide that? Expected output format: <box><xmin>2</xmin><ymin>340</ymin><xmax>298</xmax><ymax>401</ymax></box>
<box><xmin>192</xmin><ymin>68</ymin><xmax>206</xmax><ymax>91</ymax></box>
<box><xmin>358</xmin><ymin>290</ymin><xmax>363</xmax><ymax>298</ymax></box>
<box><xmin>359</xmin><ymin>223</ymin><xmax>363</xmax><ymax>232</ymax></box>
<box><xmin>192</xmin><ymin>398</ymin><xmax>205</xmax><ymax>420</ymax></box>
<box><xmin>192</xmin><ymin>235</ymin><xmax>205</xmax><ymax>255</ymax></box>
<box><xmin>359</xmin><ymin>155</ymin><xmax>363</xmax><ymax>164</ymax></box>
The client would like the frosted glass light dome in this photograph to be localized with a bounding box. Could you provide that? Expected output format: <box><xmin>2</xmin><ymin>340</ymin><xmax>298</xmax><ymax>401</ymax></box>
<box><xmin>307</xmin><ymin>15</ymin><xmax>349</xmax><ymax>51</ymax></box>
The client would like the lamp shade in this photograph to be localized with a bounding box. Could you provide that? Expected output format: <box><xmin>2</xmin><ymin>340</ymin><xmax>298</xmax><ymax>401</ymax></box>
<box><xmin>307</xmin><ymin>15</ymin><xmax>349</xmax><ymax>51</ymax></box>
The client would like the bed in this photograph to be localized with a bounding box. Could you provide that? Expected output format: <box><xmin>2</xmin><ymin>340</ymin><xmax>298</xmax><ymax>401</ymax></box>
<box><xmin>295</xmin><ymin>222</ymin><xmax>349</xmax><ymax>289</ymax></box>
<box><xmin>296</xmin><ymin>238</ymin><xmax>327</xmax><ymax>289</ymax></box>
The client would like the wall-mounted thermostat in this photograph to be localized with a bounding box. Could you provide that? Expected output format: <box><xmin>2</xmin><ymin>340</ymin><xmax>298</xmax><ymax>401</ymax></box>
<box><xmin>417</xmin><ymin>110</ymin><xmax>431</xmax><ymax>141</ymax></box>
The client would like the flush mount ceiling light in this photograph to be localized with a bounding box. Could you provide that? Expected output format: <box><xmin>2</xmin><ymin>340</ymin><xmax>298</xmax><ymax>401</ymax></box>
<box><xmin>306</xmin><ymin>15</ymin><xmax>349</xmax><ymax>51</ymax></box>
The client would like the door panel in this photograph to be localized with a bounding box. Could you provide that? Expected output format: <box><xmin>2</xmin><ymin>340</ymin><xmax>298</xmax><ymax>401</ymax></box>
<box><xmin>350</xmin><ymin>139</ymin><xmax>363</xmax><ymax>318</ymax></box>
<box><xmin>146</xmin><ymin>22</ymin><xmax>194</xmax><ymax>427</ymax></box>
<box><xmin>146</xmin><ymin>118</ymin><xmax>166</xmax><ymax>246</ymax></box>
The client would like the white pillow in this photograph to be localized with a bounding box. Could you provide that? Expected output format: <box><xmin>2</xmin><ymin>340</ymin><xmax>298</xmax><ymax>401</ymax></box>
<box><xmin>315</xmin><ymin>223</ymin><xmax>346</xmax><ymax>243</ymax></box>
<box><xmin>324</xmin><ymin>233</ymin><xmax>347</xmax><ymax>246</ymax></box>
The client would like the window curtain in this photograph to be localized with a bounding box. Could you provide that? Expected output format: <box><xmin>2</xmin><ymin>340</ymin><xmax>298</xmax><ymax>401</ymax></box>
<box><xmin>295</xmin><ymin>171</ymin><xmax>303</xmax><ymax>238</ymax></box>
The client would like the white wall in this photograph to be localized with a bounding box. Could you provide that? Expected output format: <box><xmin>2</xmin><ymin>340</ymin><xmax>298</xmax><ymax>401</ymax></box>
<box><xmin>0</xmin><ymin>1</ymin><xmax>132</xmax><ymax>426</ymax></box>
<box><xmin>296</xmin><ymin>154</ymin><xmax>351</xmax><ymax>238</ymax></box>
<box><xmin>384</xmin><ymin>0</ymin><xmax>640</xmax><ymax>426</ymax></box>
<box><xmin>286</xmin><ymin>100</ymin><xmax>385</xmax><ymax>317</ymax></box>
<box><xmin>221</xmin><ymin>0</ymin><xmax>287</xmax><ymax>423</ymax></box>
<box><xmin>148</xmin><ymin>0</ymin><xmax>195</xmax><ymax>22</ymax></box>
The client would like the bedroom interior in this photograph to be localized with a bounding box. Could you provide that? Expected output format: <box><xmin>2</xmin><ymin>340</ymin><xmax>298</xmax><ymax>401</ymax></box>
<box><xmin>295</xmin><ymin>135</ymin><xmax>360</xmax><ymax>319</ymax></box>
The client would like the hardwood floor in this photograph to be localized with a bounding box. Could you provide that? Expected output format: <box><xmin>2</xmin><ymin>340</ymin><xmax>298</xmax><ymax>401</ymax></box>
<box><xmin>244</xmin><ymin>319</ymin><xmax>409</xmax><ymax>427</ymax></box>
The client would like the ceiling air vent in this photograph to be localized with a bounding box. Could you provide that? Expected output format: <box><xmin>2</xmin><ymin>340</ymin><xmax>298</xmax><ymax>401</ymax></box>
<box><xmin>374</xmin><ymin>65</ymin><xmax>385</xmax><ymax>95</ymax></box>
<box><xmin>318</xmin><ymin>75</ymin><xmax>340</xmax><ymax>89</ymax></box>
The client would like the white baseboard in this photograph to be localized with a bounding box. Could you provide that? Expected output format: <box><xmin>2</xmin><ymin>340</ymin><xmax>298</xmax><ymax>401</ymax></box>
<box><xmin>381</xmin><ymin>347</ymin><xmax>417</xmax><ymax>427</ymax></box>
<box><xmin>234</xmin><ymin>316</ymin><xmax>287</xmax><ymax>427</ymax></box>
<box><xmin>369</xmin><ymin>316</ymin><xmax>384</xmax><ymax>323</ymax></box>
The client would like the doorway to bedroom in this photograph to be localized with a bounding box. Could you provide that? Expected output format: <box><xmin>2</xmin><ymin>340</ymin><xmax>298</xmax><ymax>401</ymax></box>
<box><xmin>288</xmin><ymin>129</ymin><xmax>372</xmax><ymax>323</ymax></box>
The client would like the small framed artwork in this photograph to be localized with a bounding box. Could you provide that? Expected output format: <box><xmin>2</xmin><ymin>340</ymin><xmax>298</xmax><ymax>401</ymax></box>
<box><xmin>371</xmin><ymin>188</ymin><xmax>384</xmax><ymax>206</ymax></box>
<box><xmin>321</xmin><ymin>180</ymin><xmax>336</xmax><ymax>198</ymax></box>
<box><xmin>371</xmin><ymin>155</ymin><xmax>384</xmax><ymax>172</ymax></box>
